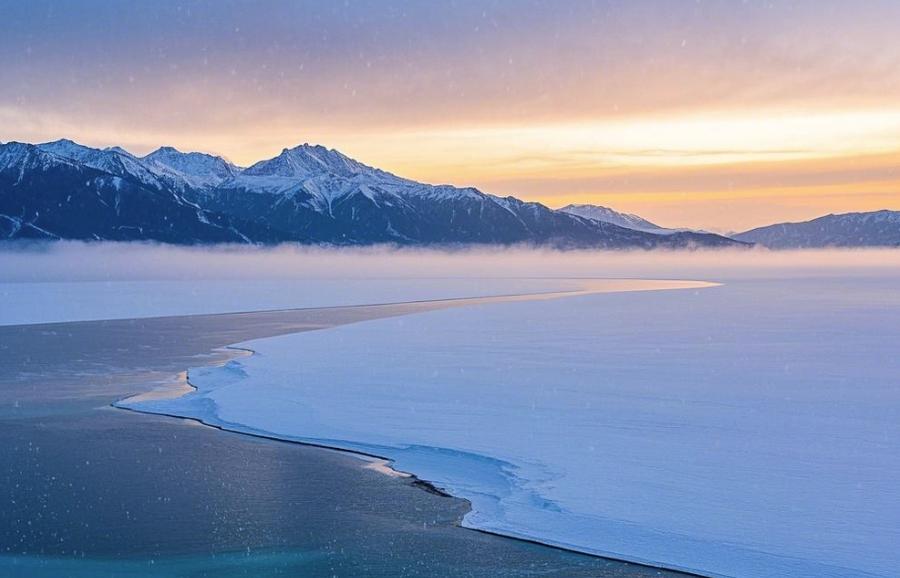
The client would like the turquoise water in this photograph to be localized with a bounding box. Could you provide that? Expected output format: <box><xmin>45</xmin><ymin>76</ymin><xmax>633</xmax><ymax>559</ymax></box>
<box><xmin>0</xmin><ymin>550</ymin><xmax>332</xmax><ymax>578</ymax></box>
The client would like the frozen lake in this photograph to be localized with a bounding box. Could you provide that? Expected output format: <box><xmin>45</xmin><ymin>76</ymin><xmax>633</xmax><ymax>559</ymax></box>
<box><xmin>4</xmin><ymin>245</ymin><xmax>899</xmax><ymax>577</ymax></box>
<box><xmin>125</xmin><ymin>269</ymin><xmax>900</xmax><ymax>578</ymax></box>
<box><xmin>2</xmin><ymin>295</ymin><xmax>671</xmax><ymax>578</ymax></box>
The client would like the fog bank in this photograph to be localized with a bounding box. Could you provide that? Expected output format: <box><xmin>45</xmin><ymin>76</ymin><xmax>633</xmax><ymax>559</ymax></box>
<box><xmin>2</xmin><ymin>242</ymin><xmax>899</xmax><ymax>283</ymax></box>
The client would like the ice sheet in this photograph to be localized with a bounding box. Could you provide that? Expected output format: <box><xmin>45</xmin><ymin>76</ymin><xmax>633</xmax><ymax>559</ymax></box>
<box><xmin>125</xmin><ymin>274</ymin><xmax>900</xmax><ymax>577</ymax></box>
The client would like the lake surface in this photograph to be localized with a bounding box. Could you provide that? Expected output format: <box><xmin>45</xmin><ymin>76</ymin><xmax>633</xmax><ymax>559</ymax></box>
<box><xmin>0</xmin><ymin>295</ymin><xmax>689</xmax><ymax>577</ymax></box>
<box><xmin>125</xmin><ymin>274</ymin><xmax>900</xmax><ymax>577</ymax></box>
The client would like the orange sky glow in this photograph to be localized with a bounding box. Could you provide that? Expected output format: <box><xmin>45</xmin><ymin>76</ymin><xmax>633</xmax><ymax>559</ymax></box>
<box><xmin>2</xmin><ymin>1</ymin><xmax>899</xmax><ymax>231</ymax></box>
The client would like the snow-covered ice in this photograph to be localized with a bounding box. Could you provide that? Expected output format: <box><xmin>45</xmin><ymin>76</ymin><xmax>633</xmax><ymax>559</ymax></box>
<box><xmin>124</xmin><ymin>272</ymin><xmax>900</xmax><ymax>578</ymax></box>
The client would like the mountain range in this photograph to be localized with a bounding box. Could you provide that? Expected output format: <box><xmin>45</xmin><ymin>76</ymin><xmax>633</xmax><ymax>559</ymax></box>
<box><xmin>734</xmin><ymin>211</ymin><xmax>900</xmax><ymax>248</ymax></box>
<box><xmin>1</xmin><ymin>139</ymin><xmax>896</xmax><ymax>249</ymax></box>
<box><xmin>0</xmin><ymin>139</ymin><xmax>742</xmax><ymax>248</ymax></box>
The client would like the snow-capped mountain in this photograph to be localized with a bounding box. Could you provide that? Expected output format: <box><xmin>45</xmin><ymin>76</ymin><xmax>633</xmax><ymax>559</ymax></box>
<box><xmin>216</xmin><ymin>144</ymin><xmax>411</xmax><ymax>213</ymax></box>
<box><xmin>0</xmin><ymin>141</ymin><xmax>79</xmax><ymax>175</ymax></box>
<box><xmin>103</xmin><ymin>146</ymin><xmax>133</xmax><ymax>156</ymax></box>
<box><xmin>734</xmin><ymin>211</ymin><xmax>900</xmax><ymax>248</ymax></box>
<box><xmin>242</xmin><ymin>144</ymin><xmax>396</xmax><ymax>181</ymax></box>
<box><xmin>38</xmin><ymin>139</ymin><xmax>169</xmax><ymax>190</ymax></box>
<box><xmin>1</xmin><ymin>139</ymin><xmax>746</xmax><ymax>248</ymax></box>
<box><xmin>0</xmin><ymin>141</ymin><xmax>282</xmax><ymax>243</ymax></box>
<box><xmin>559</xmin><ymin>204</ymin><xmax>678</xmax><ymax>234</ymax></box>
<box><xmin>202</xmin><ymin>144</ymin><xmax>729</xmax><ymax>246</ymax></box>
<box><xmin>142</xmin><ymin>146</ymin><xmax>240</xmax><ymax>190</ymax></box>
<box><xmin>37</xmin><ymin>139</ymin><xmax>239</xmax><ymax>194</ymax></box>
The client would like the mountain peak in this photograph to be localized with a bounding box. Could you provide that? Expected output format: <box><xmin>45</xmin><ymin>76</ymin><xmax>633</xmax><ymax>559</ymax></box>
<box><xmin>0</xmin><ymin>141</ymin><xmax>35</xmax><ymax>166</ymax></box>
<box><xmin>38</xmin><ymin>138</ymin><xmax>92</xmax><ymax>157</ymax></box>
<box><xmin>141</xmin><ymin>147</ymin><xmax>239</xmax><ymax>189</ymax></box>
<box><xmin>104</xmin><ymin>146</ymin><xmax>133</xmax><ymax>156</ymax></box>
<box><xmin>148</xmin><ymin>146</ymin><xmax>182</xmax><ymax>156</ymax></box>
<box><xmin>243</xmin><ymin>143</ymin><xmax>379</xmax><ymax>179</ymax></box>
<box><xmin>2</xmin><ymin>137</ymin><xmax>749</xmax><ymax>249</ymax></box>
<box><xmin>559</xmin><ymin>203</ymin><xmax>670</xmax><ymax>234</ymax></box>
<box><xmin>39</xmin><ymin>140</ymin><xmax>137</xmax><ymax>162</ymax></box>
<box><xmin>283</xmin><ymin>142</ymin><xmax>349</xmax><ymax>161</ymax></box>
<box><xmin>284</xmin><ymin>142</ymin><xmax>326</xmax><ymax>153</ymax></box>
<box><xmin>0</xmin><ymin>141</ymin><xmax>80</xmax><ymax>172</ymax></box>
<box><xmin>0</xmin><ymin>141</ymin><xmax>34</xmax><ymax>153</ymax></box>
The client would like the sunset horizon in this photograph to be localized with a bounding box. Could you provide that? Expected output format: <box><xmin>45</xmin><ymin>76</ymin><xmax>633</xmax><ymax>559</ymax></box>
<box><xmin>4</xmin><ymin>0</ymin><xmax>899</xmax><ymax>230</ymax></box>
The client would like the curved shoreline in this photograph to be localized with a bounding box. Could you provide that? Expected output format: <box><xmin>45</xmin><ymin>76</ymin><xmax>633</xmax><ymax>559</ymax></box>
<box><xmin>114</xmin><ymin>357</ymin><xmax>707</xmax><ymax>578</ymax></box>
<box><xmin>2</xmin><ymin>276</ymin><xmax>717</xmax><ymax>329</ymax></box>
<box><xmin>114</xmin><ymin>278</ymin><xmax>717</xmax><ymax>578</ymax></box>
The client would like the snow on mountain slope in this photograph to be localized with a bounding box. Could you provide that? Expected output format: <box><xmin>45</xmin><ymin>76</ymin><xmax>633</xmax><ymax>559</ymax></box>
<box><xmin>1</xmin><ymin>141</ymin><xmax>282</xmax><ymax>244</ymax></box>
<box><xmin>3</xmin><ymin>139</ymin><xmax>747</xmax><ymax>248</ymax></box>
<box><xmin>559</xmin><ymin>204</ymin><xmax>673</xmax><ymax>234</ymax></box>
<box><xmin>225</xmin><ymin>144</ymin><xmax>413</xmax><ymax>208</ymax></box>
<box><xmin>142</xmin><ymin>146</ymin><xmax>240</xmax><ymax>190</ymax></box>
<box><xmin>38</xmin><ymin>139</ymin><xmax>169</xmax><ymax>191</ymax></box>
<box><xmin>242</xmin><ymin>144</ymin><xmax>396</xmax><ymax>180</ymax></box>
<box><xmin>103</xmin><ymin>146</ymin><xmax>133</xmax><ymax>156</ymax></box>
<box><xmin>39</xmin><ymin>139</ymin><xmax>238</xmax><ymax>193</ymax></box>
<box><xmin>219</xmin><ymin>144</ymin><xmax>553</xmax><ymax>226</ymax></box>
<box><xmin>0</xmin><ymin>142</ymin><xmax>80</xmax><ymax>175</ymax></box>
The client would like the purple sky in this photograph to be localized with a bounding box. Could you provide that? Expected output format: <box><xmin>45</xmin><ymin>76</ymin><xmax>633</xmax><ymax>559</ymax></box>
<box><xmin>2</xmin><ymin>0</ymin><xmax>899</xmax><ymax>229</ymax></box>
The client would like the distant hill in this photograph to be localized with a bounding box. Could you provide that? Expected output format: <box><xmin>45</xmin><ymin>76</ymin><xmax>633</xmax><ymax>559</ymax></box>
<box><xmin>734</xmin><ymin>211</ymin><xmax>900</xmax><ymax>248</ymax></box>
<box><xmin>0</xmin><ymin>139</ymin><xmax>745</xmax><ymax>249</ymax></box>
<box><xmin>560</xmin><ymin>203</ymin><xmax>679</xmax><ymax>234</ymax></box>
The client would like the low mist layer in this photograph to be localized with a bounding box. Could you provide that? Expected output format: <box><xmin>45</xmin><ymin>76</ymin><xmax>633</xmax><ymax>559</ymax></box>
<box><xmin>2</xmin><ymin>242</ymin><xmax>900</xmax><ymax>284</ymax></box>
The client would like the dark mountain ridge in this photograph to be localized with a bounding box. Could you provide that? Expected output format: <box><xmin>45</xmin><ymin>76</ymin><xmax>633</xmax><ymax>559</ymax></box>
<box><xmin>734</xmin><ymin>211</ymin><xmax>900</xmax><ymax>248</ymax></box>
<box><xmin>0</xmin><ymin>139</ymin><xmax>746</xmax><ymax>249</ymax></box>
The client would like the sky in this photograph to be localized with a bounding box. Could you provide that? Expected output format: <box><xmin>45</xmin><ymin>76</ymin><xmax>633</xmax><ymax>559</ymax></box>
<box><xmin>2</xmin><ymin>0</ymin><xmax>899</xmax><ymax>231</ymax></box>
